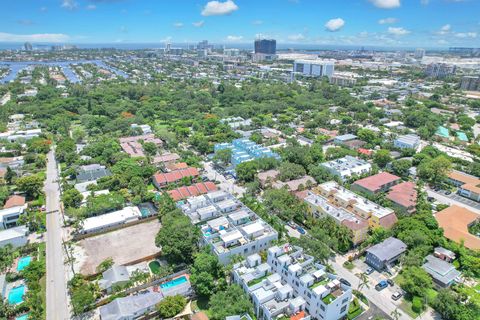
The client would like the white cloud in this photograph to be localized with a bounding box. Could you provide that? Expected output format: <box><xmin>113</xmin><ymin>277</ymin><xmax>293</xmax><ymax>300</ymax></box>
<box><xmin>173</xmin><ymin>22</ymin><xmax>184</xmax><ymax>28</ymax></box>
<box><xmin>325</xmin><ymin>18</ymin><xmax>345</xmax><ymax>32</ymax></box>
<box><xmin>252</xmin><ymin>20</ymin><xmax>263</xmax><ymax>25</ymax></box>
<box><xmin>388</xmin><ymin>26</ymin><xmax>410</xmax><ymax>35</ymax></box>
<box><xmin>61</xmin><ymin>0</ymin><xmax>78</xmax><ymax>10</ymax></box>
<box><xmin>201</xmin><ymin>0</ymin><xmax>238</xmax><ymax>16</ymax></box>
<box><xmin>438</xmin><ymin>24</ymin><xmax>451</xmax><ymax>34</ymax></box>
<box><xmin>369</xmin><ymin>0</ymin><xmax>401</xmax><ymax>9</ymax></box>
<box><xmin>40</xmin><ymin>6</ymin><xmax>48</xmax><ymax>12</ymax></box>
<box><xmin>0</xmin><ymin>32</ymin><xmax>69</xmax><ymax>43</ymax></box>
<box><xmin>438</xmin><ymin>39</ymin><xmax>448</xmax><ymax>45</ymax></box>
<box><xmin>86</xmin><ymin>4</ymin><xmax>96</xmax><ymax>10</ymax></box>
<box><xmin>455</xmin><ymin>32</ymin><xmax>477</xmax><ymax>38</ymax></box>
<box><xmin>287</xmin><ymin>33</ymin><xmax>306</xmax><ymax>42</ymax></box>
<box><xmin>192</xmin><ymin>20</ymin><xmax>205</xmax><ymax>27</ymax></box>
<box><xmin>378</xmin><ymin>17</ymin><xmax>398</xmax><ymax>24</ymax></box>
<box><xmin>226</xmin><ymin>35</ymin><xmax>243</xmax><ymax>42</ymax></box>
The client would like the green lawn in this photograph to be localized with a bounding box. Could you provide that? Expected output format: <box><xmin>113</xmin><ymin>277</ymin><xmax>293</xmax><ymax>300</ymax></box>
<box><xmin>426</xmin><ymin>288</ymin><xmax>438</xmax><ymax>304</ymax></box>
<box><xmin>399</xmin><ymin>299</ymin><xmax>421</xmax><ymax>319</ymax></box>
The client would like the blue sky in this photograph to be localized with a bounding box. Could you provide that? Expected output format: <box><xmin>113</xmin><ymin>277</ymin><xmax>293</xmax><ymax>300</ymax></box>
<box><xmin>0</xmin><ymin>0</ymin><xmax>479</xmax><ymax>47</ymax></box>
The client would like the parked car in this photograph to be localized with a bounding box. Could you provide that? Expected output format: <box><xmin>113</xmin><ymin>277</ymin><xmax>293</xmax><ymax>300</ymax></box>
<box><xmin>445</xmin><ymin>190</ymin><xmax>452</xmax><ymax>195</ymax></box>
<box><xmin>392</xmin><ymin>292</ymin><xmax>403</xmax><ymax>300</ymax></box>
<box><xmin>296</xmin><ymin>227</ymin><xmax>306</xmax><ymax>235</ymax></box>
<box><xmin>375</xmin><ymin>280</ymin><xmax>388</xmax><ymax>291</ymax></box>
<box><xmin>387</xmin><ymin>279</ymin><xmax>394</xmax><ymax>286</ymax></box>
<box><xmin>339</xmin><ymin>278</ymin><xmax>351</xmax><ymax>287</ymax></box>
<box><xmin>365</xmin><ymin>267</ymin><xmax>374</xmax><ymax>275</ymax></box>
<box><xmin>427</xmin><ymin>197</ymin><xmax>435</xmax><ymax>202</ymax></box>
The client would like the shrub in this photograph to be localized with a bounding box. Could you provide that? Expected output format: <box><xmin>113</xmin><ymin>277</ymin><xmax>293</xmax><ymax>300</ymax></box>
<box><xmin>412</xmin><ymin>296</ymin><xmax>424</xmax><ymax>313</ymax></box>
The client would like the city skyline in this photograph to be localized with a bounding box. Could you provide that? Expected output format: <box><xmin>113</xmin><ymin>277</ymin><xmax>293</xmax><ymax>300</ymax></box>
<box><xmin>0</xmin><ymin>0</ymin><xmax>479</xmax><ymax>47</ymax></box>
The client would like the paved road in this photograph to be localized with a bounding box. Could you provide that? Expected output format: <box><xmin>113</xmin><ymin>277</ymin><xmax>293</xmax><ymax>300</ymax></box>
<box><xmin>329</xmin><ymin>255</ymin><xmax>410</xmax><ymax>320</ymax></box>
<box><xmin>426</xmin><ymin>188</ymin><xmax>480</xmax><ymax>214</ymax></box>
<box><xmin>45</xmin><ymin>150</ymin><xmax>70</xmax><ymax>320</ymax></box>
<box><xmin>203</xmin><ymin>161</ymin><xmax>245</xmax><ymax>196</ymax></box>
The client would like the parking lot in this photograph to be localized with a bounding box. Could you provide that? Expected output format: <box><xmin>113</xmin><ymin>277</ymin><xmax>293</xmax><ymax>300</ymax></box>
<box><xmin>73</xmin><ymin>220</ymin><xmax>161</xmax><ymax>275</ymax></box>
<box><xmin>427</xmin><ymin>188</ymin><xmax>480</xmax><ymax>213</ymax></box>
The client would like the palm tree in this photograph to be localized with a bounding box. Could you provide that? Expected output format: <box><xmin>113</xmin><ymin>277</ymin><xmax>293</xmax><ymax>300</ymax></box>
<box><xmin>390</xmin><ymin>308</ymin><xmax>402</xmax><ymax>320</ymax></box>
<box><xmin>357</xmin><ymin>272</ymin><xmax>370</xmax><ymax>292</ymax></box>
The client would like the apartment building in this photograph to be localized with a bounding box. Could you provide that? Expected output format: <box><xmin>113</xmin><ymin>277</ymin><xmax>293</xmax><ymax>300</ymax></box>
<box><xmin>319</xmin><ymin>156</ymin><xmax>371</xmax><ymax>181</ymax></box>
<box><xmin>351</xmin><ymin>172</ymin><xmax>401</xmax><ymax>195</ymax></box>
<box><xmin>315</xmin><ymin>181</ymin><xmax>398</xmax><ymax>230</ymax></box>
<box><xmin>232</xmin><ymin>244</ymin><xmax>352</xmax><ymax>320</ymax></box>
<box><xmin>447</xmin><ymin>170</ymin><xmax>480</xmax><ymax>202</ymax></box>
<box><xmin>180</xmin><ymin>191</ymin><xmax>278</xmax><ymax>264</ymax></box>
<box><xmin>304</xmin><ymin>192</ymin><xmax>369</xmax><ymax>245</ymax></box>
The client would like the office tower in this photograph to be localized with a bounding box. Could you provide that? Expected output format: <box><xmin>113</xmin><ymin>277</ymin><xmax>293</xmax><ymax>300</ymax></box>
<box><xmin>414</xmin><ymin>48</ymin><xmax>425</xmax><ymax>59</ymax></box>
<box><xmin>23</xmin><ymin>42</ymin><xmax>33</xmax><ymax>51</ymax></box>
<box><xmin>254</xmin><ymin>39</ymin><xmax>276</xmax><ymax>54</ymax></box>
<box><xmin>165</xmin><ymin>42</ymin><xmax>171</xmax><ymax>53</ymax></box>
<box><xmin>425</xmin><ymin>63</ymin><xmax>456</xmax><ymax>79</ymax></box>
<box><xmin>293</xmin><ymin>60</ymin><xmax>335</xmax><ymax>78</ymax></box>
<box><xmin>460</xmin><ymin>76</ymin><xmax>480</xmax><ymax>91</ymax></box>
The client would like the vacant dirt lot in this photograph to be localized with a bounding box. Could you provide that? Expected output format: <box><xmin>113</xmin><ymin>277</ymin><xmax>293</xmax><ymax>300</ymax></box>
<box><xmin>74</xmin><ymin>220</ymin><xmax>161</xmax><ymax>275</ymax></box>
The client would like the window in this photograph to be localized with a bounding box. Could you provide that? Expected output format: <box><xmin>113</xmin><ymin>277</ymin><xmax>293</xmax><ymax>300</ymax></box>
<box><xmin>342</xmin><ymin>298</ymin><xmax>349</xmax><ymax>304</ymax></box>
<box><xmin>320</xmin><ymin>304</ymin><xmax>325</xmax><ymax>311</ymax></box>
<box><xmin>341</xmin><ymin>305</ymin><xmax>347</xmax><ymax>313</ymax></box>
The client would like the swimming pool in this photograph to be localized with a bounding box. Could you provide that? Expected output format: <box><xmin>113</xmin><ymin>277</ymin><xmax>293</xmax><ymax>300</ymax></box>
<box><xmin>160</xmin><ymin>276</ymin><xmax>188</xmax><ymax>290</ymax></box>
<box><xmin>15</xmin><ymin>314</ymin><xmax>29</xmax><ymax>320</ymax></box>
<box><xmin>8</xmin><ymin>285</ymin><xmax>25</xmax><ymax>305</ymax></box>
<box><xmin>17</xmin><ymin>256</ymin><xmax>32</xmax><ymax>272</ymax></box>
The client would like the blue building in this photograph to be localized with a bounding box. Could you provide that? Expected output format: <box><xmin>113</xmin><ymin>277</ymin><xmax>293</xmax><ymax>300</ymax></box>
<box><xmin>214</xmin><ymin>138</ymin><xmax>281</xmax><ymax>169</ymax></box>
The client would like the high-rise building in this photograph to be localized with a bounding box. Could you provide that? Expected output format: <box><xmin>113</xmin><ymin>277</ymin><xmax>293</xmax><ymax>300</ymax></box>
<box><xmin>165</xmin><ymin>42</ymin><xmax>171</xmax><ymax>53</ymax></box>
<box><xmin>425</xmin><ymin>63</ymin><xmax>456</xmax><ymax>79</ymax></box>
<box><xmin>293</xmin><ymin>60</ymin><xmax>335</xmax><ymax>78</ymax></box>
<box><xmin>254</xmin><ymin>39</ymin><xmax>276</xmax><ymax>54</ymax></box>
<box><xmin>197</xmin><ymin>40</ymin><xmax>210</xmax><ymax>50</ymax></box>
<box><xmin>414</xmin><ymin>48</ymin><xmax>425</xmax><ymax>59</ymax></box>
<box><xmin>23</xmin><ymin>42</ymin><xmax>33</xmax><ymax>51</ymax></box>
<box><xmin>460</xmin><ymin>76</ymin><xmax>480</xmax><ymax>91</ymax></box>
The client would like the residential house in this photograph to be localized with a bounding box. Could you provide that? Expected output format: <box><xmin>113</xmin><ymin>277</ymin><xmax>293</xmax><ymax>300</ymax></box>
<box><xmin>257</xmin><ymin>169</ymin><xmax>317</xmax><ymax>192</ymax></box>
<box><xmin>333</xmin><ymin>134</ymin><xmax>357</xmax><ymax>146</ymax></box>
<box><xmin>433</xmin><ymin>247</ymin><xmax>456</xmax><ymax>263</ymax></box>
<box><xmin>0</xmin><ymin>225</ymin><xmax>28</xmax><ymax>248</ymax></box>
<box><xmin>3</xmin><ymin>195</ymin><xmax>26</xmax><ymax>209</ymax></box>
<box><xmin>80</xmin><ymin>206</ymin><xmax>142</xmax><ymax>234</ymax></box>
<box><xmin>0</xmin><ymin>204</ymin><xmax>28</xmax><ymax>229</ymax></box>
<box><xmin>152</xmin><ymin>167</ymin><xmax>199</xmax><ymax>189</ymax></box>
<box><xmin>76</xmin><ymin>164</ymin><xmax>111</xmax><ymax>183</ymax></box>
<box><xmin>422</xmin><ymin>255</ymin><xmax>461</xmax><ymax>288</ymax></box>
<box><xmin>365</xmin><ymin>237</ymin><xmax>407</xmax><ymax>271</ymax></box>
<box><xmin>394</xmin><ymin>134</ymin><xmax>420</xmax><ymax>150</ymax></box>
<box><xmin>166</xmin><ymin>182</ymin><xmax>217</xmax><ymax>202</ymax></box>
<box><xmin>98</xmin><ymin>265</ymin><xmax>131</xmax><ymax>293</ymax></box>
<box><xmin>119</xmin><ymin>134</ymin><xmax>163</xmax><ymax>158</ymax></box>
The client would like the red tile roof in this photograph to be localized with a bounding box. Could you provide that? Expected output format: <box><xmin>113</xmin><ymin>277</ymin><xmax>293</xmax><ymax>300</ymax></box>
<box><xmin>387</xmin><ymin>181</ymin><xmax>417</xmax><ymax>212</ymax></box>
<box><xmin>167</xmin><ymin>182</ymin><xmax>217</xmax><ymax>201</ymax></box>
<box><xmin>153</xmin><ymin>167</ymin><xmax>199</xmax><ymax>186</ymax></box>
<box><xmin>4</xmin><ymin>195</ymin><xmax>26</xmax><ymax>209</ymax></box>
<box><xmin>358</xmin><ymin>148</ymin><xmax>373</xmax><ymax>156</ymax></box>
<box><xmin>353</xmin><ymin>172</ymin><xmax>401</xmax><ymax>193</ymax></box>
<box><xmin>379</xmin><ymin>213</ymin><xmax>398</xmax><ymax>229</ymax></box>
<box><xmin>435</xmin><ymin>205</ymin><xmax>480</xmax><ymax>250</ymax></box>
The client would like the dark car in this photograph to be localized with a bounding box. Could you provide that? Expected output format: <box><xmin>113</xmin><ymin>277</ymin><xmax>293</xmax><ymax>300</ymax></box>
<box><xmin>427</xmin><ymin>197</ymin><xmax>435</xmax><ymax>202</ymax></box>
<box><xmin>339</xmin><ymin>278</ymin><xmax>351</xmax><ymax>287</ymax></box>
<box><xmin>387</xmin><ymin>279</ymin><xmax>394</xmax><ymax>286</ymax></box>
<box><xmin>296</xmin><ymin>227</ymin><xmax>306</xmax><ymax>235</ymax></box>
<box><xmin>375</xmin><ymin>280</ymin><xmax>388</xmax><ymax>291</ymax></box>
<box><xmin>445</xmin><ymin>191</ymin><xmax>452</xmax><ymax>195</ymax></box>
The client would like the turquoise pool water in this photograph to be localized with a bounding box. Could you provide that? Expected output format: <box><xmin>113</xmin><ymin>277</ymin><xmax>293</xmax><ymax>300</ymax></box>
<box><xmin>17</xmin><ymin>256</ymin><xmax>32</xmax><ymax>272</ymax></box>
<box><xmin>160</xmin><ymin>276</ymin><xmax>188</xmax><ymax>290</ymax></box>
<box><xmin>8</xmin><ymin>285</ymin><xmax>25</xmax><ymax>305</ymax></box>
<box><xmin>16</xmin><ymin>314</ymin><xmax>29</xmax><ymax>320</ymax></box>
